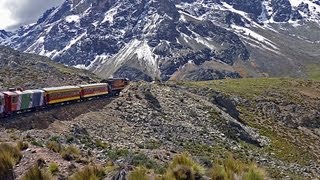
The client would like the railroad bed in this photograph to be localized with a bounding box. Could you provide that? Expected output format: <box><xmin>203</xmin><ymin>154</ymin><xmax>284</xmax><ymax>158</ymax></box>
<box><xmin>0</xmin><ymin>96</ymin><xmax>114</xmax><ymax>131</ymax></box>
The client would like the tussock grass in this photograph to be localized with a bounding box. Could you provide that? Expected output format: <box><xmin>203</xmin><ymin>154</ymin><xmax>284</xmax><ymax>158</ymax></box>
<box><xmin>22</xmin><ymin>165</ymin><xmax>53</xmax><ymax>180</ymax></box>
<box><xmin>46</xmin><ymin>141</ymin><xmax>62</xmax><ymax>153</ymax></box>
<box><xmin>60</xmin><ymin>145</ymin><xmax>81</xmax><ymax>161</ymax></box>
<box><xmin>17</xmin><ymin>141</ymin><xmax>29</xmax><ymax>151</ymax></box>
<box><xmin>128</xmin><ymin>166</ymin><xmax>149</xmax><ymax>180</ymax></box>
<box><xmin>164</xmin><ymin>153</ymin><xmax>204</xmax><ymax>180</ymax></box>
<box><xmin>0</xmin><ymin>151</ymin><xmax>15</xmax><ymax>180</ymax></box>
<box><xmin>0</xmin><ymin>143</ymin><xmax>23</xmax><ymax>180</ymax></box>
<box><xmin>48</xmin><ymin>162</ymin><xmax>59</xmax><ymax>175</ymax></box>
<box><xmin>69</xmin><ymin>165</ymin><xmax>105</xmax><ymax>180</ymax></box>
<box><xmin>210</xmin><ymin>155</ymin><xmax>265</xmax><ymax>180</ymax></box>
<box><xmin>0</xmin><ymin>143</ymin><xmax>22</xmax><ymax>164</ymax></box>
<box><xmin>243</xmin><ymin>164</ymin><xmax>265</xmax><ymax>180</ymax></box>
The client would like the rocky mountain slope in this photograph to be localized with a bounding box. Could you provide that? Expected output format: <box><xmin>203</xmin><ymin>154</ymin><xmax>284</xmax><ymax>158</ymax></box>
<box><xmin>0</xmin><ymin>46</ymin><xmax>99</xmax><ymax>90</ymax></box>
<box><xmin>1</xmin><ymin>78</ymin><xmax>319</xmax><ymax>179</ymax></box>
<box><xmin>1</xmin><ymin>0</ymin><xmax>320</xmax><ymax>81</ymax></box>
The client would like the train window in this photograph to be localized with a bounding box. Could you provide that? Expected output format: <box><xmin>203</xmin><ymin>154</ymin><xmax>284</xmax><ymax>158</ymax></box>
<box><xmin>12</xmin><ymin>96</ymin><xmax>18</xmax><ymax>104</ymax></box>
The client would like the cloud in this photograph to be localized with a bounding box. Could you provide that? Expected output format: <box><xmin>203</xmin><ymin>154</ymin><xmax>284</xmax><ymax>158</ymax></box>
<box><xmin>0</xmin><ymin>0</ymin><xmax>64</xmax><ymax>30</ymax></box>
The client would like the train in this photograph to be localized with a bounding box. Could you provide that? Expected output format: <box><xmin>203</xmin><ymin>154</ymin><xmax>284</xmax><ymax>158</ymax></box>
<box><xmin>0</xmin><ymin>78</ymin><xmax>129</xmax><ymax>117</ymax></box>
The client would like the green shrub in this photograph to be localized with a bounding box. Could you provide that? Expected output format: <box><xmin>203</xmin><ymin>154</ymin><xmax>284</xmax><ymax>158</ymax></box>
<box><xmin>46</xmin><ymin>141</ymin><xmax>62</xmax><ymax>153</ymax></box>
<box><xmin>17</xmin><ymin>141</ymin><xmax>29</xmax><ymax>151</ymax></box>
<box><xmin>131</xmin><ymin>153</ymin><xmax>158</xmax><ymax>170</ymax></box>
<box><xmin>95</xmin><ymin>139</ymin><xmax>109</xmax><ymax>149</ymax></box>
<box><xmin>49</xmin><ymin>136</ymin><xmax>60</xmax><ymax>142</ymax></box>
<box><xmin>128</xmin><ymin>166</ymin><xmax>149</xmax><ymax>180</ymax></box>
<box><xmin>164</xmin><ymin>153</ymin><xmax>204</xmax><ymax>180</ymax></box>
<box><xmin>0</xmin><ymin>151</ymin><xmax>14</xmax><ymax>180</ymax></box>
<box><xmin>60</xmin><ymin>145</ymin><xmax>81</xmax><ymax>161</ymax></box>
<box><xmin>69</xmin><ymin>165</ymin><xmax>105</xmax><ymax>180</ymax></box>
<box><xmin>48</xmin><ymin>163</ymin><xmax>59</xmax><ymax>175</ymax></box>
<box><xmin>107</xmin><ymin>148</ymin><xmax>130</xmax><ymax>160</ymax></box>
<box><xmin>31</xmin><ymin>140</ymin><xmax>43</xmax><ymax>147</ymax></box>
<box><xmin>66</xmin><ymin>136</ymin><xmax>74</xmax><ymax>143</ymax></box>
<box><xmin>22</xmin><ymin>165</ymin><xmax>52</xmax><ymax>180</ymax></box>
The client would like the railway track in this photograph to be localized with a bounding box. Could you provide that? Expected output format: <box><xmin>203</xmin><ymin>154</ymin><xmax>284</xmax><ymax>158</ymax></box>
<box><xmin>0</xmin><ymin>95</ymin><xmax>115</xmax><ymax>130</ymax></box>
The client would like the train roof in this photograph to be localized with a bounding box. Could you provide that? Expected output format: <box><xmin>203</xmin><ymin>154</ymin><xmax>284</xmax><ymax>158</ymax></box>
<box><xmin>78</xmin><ymin>83</ymin><xmax>108</xmax><ymax>88</ymax></box>
<box><xmin>2</xmin><ymin>91</ymin><xmax>17</xmax><ymax>96</ymax></box>
<box><xmin>42</xmin><ymin>86</ymin><xmax>81</xmax><ymax>91</ymax></box>
<box><xmin>15</xmin><ymin>90</ymin><xmax>44</xmax><ymax>94</ymax></box>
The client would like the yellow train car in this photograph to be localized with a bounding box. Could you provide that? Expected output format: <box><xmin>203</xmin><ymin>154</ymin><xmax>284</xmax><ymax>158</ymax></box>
<box><xmin>43</xmin><ymin>86</ymin><xmax>81</xmax><ymax>105</ymax></box>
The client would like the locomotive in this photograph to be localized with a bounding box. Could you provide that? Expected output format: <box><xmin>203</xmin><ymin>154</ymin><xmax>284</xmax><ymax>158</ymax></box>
<box><xmin>0</xmin><ymin>78</ymin><xmax>129</xmax><ymax>117</ymax></box>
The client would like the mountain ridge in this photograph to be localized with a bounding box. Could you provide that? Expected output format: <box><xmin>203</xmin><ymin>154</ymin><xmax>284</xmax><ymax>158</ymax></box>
<box><xmin>1</xmin><ymin>0</ymin><xmax>320</xmax><ymax>81</ymax></box>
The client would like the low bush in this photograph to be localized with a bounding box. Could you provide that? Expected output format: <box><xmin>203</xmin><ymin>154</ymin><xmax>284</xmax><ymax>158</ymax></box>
<box><xmin>69</xmin><ymin>165</ymin><xmax>105</xmax><ymax>180</ymax></box>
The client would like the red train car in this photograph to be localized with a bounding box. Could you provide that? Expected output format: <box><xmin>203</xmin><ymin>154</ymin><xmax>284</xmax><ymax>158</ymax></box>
<box><xmin>79</xmin><ymin>83</ymin><xmax>108</xmax><ymax>98</ymax></box>
<box><xmin>2</xmin><ymin>91</ymin><xmax>19</xmax><ymax>113</ymax></box>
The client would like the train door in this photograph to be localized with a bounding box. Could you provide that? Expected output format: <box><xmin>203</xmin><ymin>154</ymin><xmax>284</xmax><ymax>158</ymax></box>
<box><xmin>3</xmin><ymin>92</ymin><xmax>19</xmax><ymax>113</ymax></box>
<box><xmin>16</xmin><ymin>91</ymin><xmax>33</xmax><ymax>110</ymax></box>
<box><xmin>31</xmin><ymin>90</ymin><xmax>45</xmax><ymax>107</ymax></box>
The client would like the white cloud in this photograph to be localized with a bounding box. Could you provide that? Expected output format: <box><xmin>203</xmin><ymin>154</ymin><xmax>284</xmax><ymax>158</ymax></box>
<box><xmin>0</xmin><ymin>0</ymin><xmax>64</xmax><ymax>30</ymax></box>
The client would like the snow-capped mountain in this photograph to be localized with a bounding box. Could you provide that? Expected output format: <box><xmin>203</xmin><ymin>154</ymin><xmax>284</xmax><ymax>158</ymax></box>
<box><xmin>0</xmin><ymin>30</ymin><xmax>11</xmax><ymax>42</ymax></box>
<box><xmin>1</xmin><ymin>0</ymin><xmax>320</xmax><ymax>81</ymax></box>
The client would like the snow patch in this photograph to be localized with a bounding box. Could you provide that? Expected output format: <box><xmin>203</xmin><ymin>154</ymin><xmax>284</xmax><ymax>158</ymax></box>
<box><xmin>102</xmin><ymin>5</ymin><xmax>120</xmax><ymax>24</ymax></box>
<box><xmin>231</xmin><ymin>25</ymin><xmax>278</xmax><ymax>50</ymax></box>
<box><xmin>65</xmin><ymin>15</ymin><xmax>80</xmax><ymax>23</ymax></box>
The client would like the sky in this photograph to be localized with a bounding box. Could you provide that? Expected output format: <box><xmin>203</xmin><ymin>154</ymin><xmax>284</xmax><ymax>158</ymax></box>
<box><xmin>0</xmin><ymin>0</ymin><xmax>64</xmax><ymax>31</ymax></box>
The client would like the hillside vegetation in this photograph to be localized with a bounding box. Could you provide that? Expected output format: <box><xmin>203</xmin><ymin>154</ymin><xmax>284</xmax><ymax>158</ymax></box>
<box><xmin>0</xmin><ymin>46</ymin><xmax>99</xmax><ymax>90</ymax></box>
<box><xmin>0</xmin><ymin>78</ymin><xmax>319</xmax><ymax>179</ymax></box>
<box><xmin>183</xmin><ymin>78</ymin><xmax>320</xmax><ymax>177</ymax></box>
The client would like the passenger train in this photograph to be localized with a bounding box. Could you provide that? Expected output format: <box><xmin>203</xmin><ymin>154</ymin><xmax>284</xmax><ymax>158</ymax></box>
<box><xmin>0</xmin><ymin>78</ymin><xmax>129</xmax><ymax>117</ymax></box>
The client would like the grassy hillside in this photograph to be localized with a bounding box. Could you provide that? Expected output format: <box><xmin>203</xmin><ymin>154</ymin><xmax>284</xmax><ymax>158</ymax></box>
<box><xmin>307</xmin><ymin>64</ymin><xmax>320</xmax><ymax>81</ymax></box>
<box><xmin>182</xmin><ymin>78</ymin><xmax>320</xmax><ymax>177</ymax></box>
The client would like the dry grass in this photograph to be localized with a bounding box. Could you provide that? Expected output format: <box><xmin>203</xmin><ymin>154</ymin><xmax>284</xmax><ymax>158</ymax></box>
<box><xmin>210</xmin><ymin>155</ymin><xmax>265</xmax><ymax>180</ymax></box>
<box><xmin>0</xmin><ymin>151</ymin><xmax>15</xmax><ymax>180</ymax></box>
<box><xmin>69</xmin><ymin>165</ymin><xmax>105</xmax><ymax>180</ymax></box>
<box><xmin>17</xmin><ymin>141</ymin><xmax>29</xmax><ymax>151</ymax></box>
<box><xmin>46</xmin><ymin>141</ymin><xmax>62</xmax><ymax>153</ymax></box>
<box><xmin>128</xmin><ymin>166</ymin><xmax>149</xmax><ymax>180</ymax></box>
<box><xmin>60</xmin><ymin>145</ymin><xmax>81</xmax><ymax>161</ymax></box>
<box><xmin>22</xmin><ymin>164</ymin><xmax>53</xmax><ymax>180</ymax></box>
<box><xmin>48</xmin><ymin>162</ymin><xmax>59</xmax><ymax>175</ymax></box>
<box><xmin>164</xmin><ymin>153</ymin><xmax>204</xmax><ymax>180</ymax></box>
<box><xmin>0</xmin><ymin>143</ymin><xmax>22</xmax><ymax>164</ymax></box>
